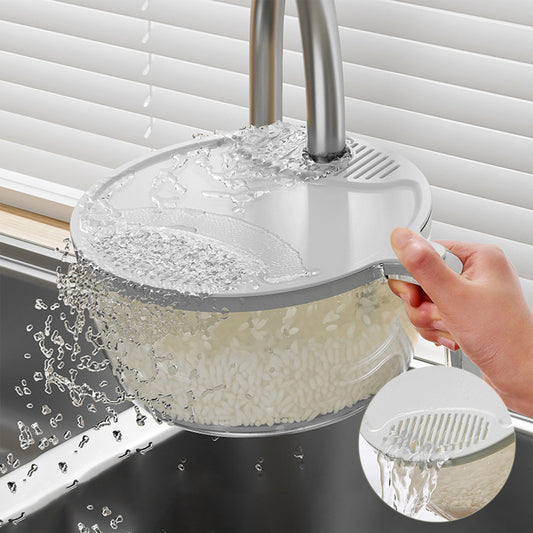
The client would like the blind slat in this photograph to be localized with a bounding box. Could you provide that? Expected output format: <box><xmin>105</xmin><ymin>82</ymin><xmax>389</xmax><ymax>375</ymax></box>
<box><xmin>0</xmin><ymin>138</ymin><xmax>108</xmax><ymax>190</ymax></box>
<box><xmin>389</xmin><ymin>0</ymin><xmax>533</xmax><ymax>27</ymax></box>
<box><xmin>0</xmin><ymin>68</ymin><xmax>246</xmax><ymax>139</ymax></box>
<box><xmin>292</xmin><ymin>0</ymin><xmax>533</xmax><ymax>63</ymax></box>
<box><xmin>10</xmin><ymin>0</ymin><xmax>533</xmax><ymax>65</ymax></box>
<box><xmin>0</xmin><ymin>109</ymin><xmax>150</xmax><ymax>167</ymax></box>
<box><xmin>4</xmin><ymin>16</ymin><xmax>533</xmax><ymax>106</ymax></box>
<box><xmin>431</xmin><ymin>187</ymin><xmax>533</xmax><ymax>246</ymax></box>
<box><xmin>56</xmin><ymin>0</ymin><xmax>251</xmax><ymax>41</ymax></box>
<box><xmin>0</xmin><ymin>1</ymin><xmax>249</xmax><ymax>73</ymax></box>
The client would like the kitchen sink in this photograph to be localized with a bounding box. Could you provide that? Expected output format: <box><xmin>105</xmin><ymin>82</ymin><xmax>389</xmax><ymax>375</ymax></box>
<box><xmin>1</xmin><ymin>237</ymin><xmax>532</xmax><ymax>532</ymax></box>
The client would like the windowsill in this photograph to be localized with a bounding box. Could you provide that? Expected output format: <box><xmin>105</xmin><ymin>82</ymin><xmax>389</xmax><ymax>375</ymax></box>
<box><xmin>0</xmin><ymin>203</ymin><xmax>70</xmax><ymax>252</ymax></box>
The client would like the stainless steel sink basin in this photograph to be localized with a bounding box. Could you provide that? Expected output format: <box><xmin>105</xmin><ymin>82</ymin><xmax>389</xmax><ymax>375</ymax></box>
<box><xmin>1</xmin><ymin>237</ymin><xmax>532</xmax><ymax>531</ymax></box>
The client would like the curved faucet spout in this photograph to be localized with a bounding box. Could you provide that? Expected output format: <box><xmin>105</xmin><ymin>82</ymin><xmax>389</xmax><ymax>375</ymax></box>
<box><xmin>250</xmin><ymin>0</ymin><xmax>346</xmax><ymax>162</ymax></box>
<box><xmin>250</xmin><ymin>0</ymin><xmax>285</xmax><ymax>126</ymax></box>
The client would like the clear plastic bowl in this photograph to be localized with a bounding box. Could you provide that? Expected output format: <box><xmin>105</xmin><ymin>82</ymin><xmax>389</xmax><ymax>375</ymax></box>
<box><xmin>61</xmin><ymin>267</ymin><xmax>415</xmax><ymax>436</ymax></box>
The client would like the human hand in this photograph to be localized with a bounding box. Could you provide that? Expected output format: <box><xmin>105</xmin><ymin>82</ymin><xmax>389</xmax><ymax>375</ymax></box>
<box><xmin>388</xmin><ymin>227</ymin><xmax>533</xmax><ymax>418</ymax></box>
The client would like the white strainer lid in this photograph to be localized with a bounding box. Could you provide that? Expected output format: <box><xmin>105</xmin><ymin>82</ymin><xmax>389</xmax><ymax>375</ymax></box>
<box><xmin>70</xmin><ymin>123</ymin><xmax>434</xmax><ymax>311</ymax></box>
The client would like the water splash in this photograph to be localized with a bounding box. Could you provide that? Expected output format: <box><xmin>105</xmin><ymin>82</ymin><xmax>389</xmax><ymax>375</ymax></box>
<box><xmin>375</xmin><ymin>438</ymin><xmax>450</xmax><ymax>519</ymax></box>
<box><xmin>17</xmin><ymin>421</ymin><xmax>34</xmax><ymax>450</ymax></box>
<box><xmin>200</xmin><ymin>121</ymin><xmax>353</xmax><ymax>213</ymax></box>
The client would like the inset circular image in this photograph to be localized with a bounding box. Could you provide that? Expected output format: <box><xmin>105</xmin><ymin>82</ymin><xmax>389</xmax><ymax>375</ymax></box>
<box><xmin>359</xmin><ymin>366</ymin><xmax>515</xmax><ymax>522</ymax></box>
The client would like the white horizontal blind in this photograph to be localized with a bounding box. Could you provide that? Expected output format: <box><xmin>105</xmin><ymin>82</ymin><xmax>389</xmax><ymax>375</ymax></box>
<box><xmin>0</xmin><ymin>0</ymin><xmax>532</xmax><ymax>308</ymax></box>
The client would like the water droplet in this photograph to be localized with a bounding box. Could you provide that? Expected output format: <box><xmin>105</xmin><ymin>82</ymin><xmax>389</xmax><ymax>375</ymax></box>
<box><xmin>134</xmin><ymin>408</ymin><xmax>146</xmax><ymax>427</ymax></box>
<box><xmin>78</xmin><ymin>523</ymin><xmax>90</xmax><ymax>533</ymax></box>
<box><xmin>137</xmin><ymin>442</ymin><xmax>152</xmax><ymax>455</ymax></box>
<box><xmin>87</xmin><ymin>504</ymin><xmax>94</xmax><ymax>511</ymax></box>
<box><xmin>18</xmin><ymin>421</ymin><xmax>34</xmax><ymax>450</ymax></box>
<box><xmin>0</xmin><ymin>464</ymin><xmax>7</xmax><ymax>475</ymax></box>
<box><xmin>10</xmin><ymin>513</ymin><xmax>25</xmax><ymax>525</ymax></box>
<box><xmin>211</xmin><ymin>436</ymin><xmax>219</xmax><ymax>442</ymax></box>
<box><xmin>28</xmin><ymin>464</ymin><xmax>38</xmax><ymax>477</ymax></box>
<box><xmin>23</xmin><ymin>352</ymin><xmax>31</xmax><ymax>359</ymax></box>
<box><xmin>177</xmin><ymin>463</ymin><xmax>185</xmax><ymax>471</ymax></box>
<box><xmin>42</xmin><ymin>404</ymin><xmax>52</xmax><ymax>415</ymax></box>
<box><xmin>26</xmin><ymin>403</ymin><xmax>33</xmax><ymax>409</ymax></box>
<box><xmin>91</xmin><ymin>525</ymin><xmax>103</xmax><ymax>533</ymax></box>
<box><xmin>144</xmin><ymin>120</ymin><xmax>153</xmax><ymax>139</ymax></box>
<box><xmin>58</xmin><ymin>461</ymin><xmax>68</xmax><ymax>474</ymax></box>
<box><xmin>7</xmin><ymin>481</ymin><xmax>16</xmax><ymax>493</ymax></box>
<box><xmin>64</xmin><ymin>430</ymin><xmax>72</xmax><ymax>440</ymax></box>
<box><xmin>32</xmin><ymin>422</ymin><xmax>43</xmax><ymax>435</ymax></box>
<box><xmin>77</xmin><ymin>415</ymin><xmax>85</xmax><ymax>428</ymax></box>
<box><xmin>35</xmin><ymin>299</ymin><xmax>48</xmax><ymax>310</ymax></box>
<box><xmin>79</xmin><ymin>435</ymin><xmax>90</xmax><ymax>448</ymax></box>
<box><xmin>293</xmin><ymin>445</ymin><xmax>304</xmax><ymax>460</ymax></box>
<box><xmin>143</xmin><ymin>91</ymin><xmax>152</xmax><ymax>108</ymax></box>
<box><xmin>141</xmin><ymin>23</ymin><xmax>151</xmax><ymax>45</ymax></box>
<box><xmin>112</xmin><ymin>430</ymin><xmax>122</xmax><ymax>442</ymax></box>
<box><xmin>87</xmin><ymin>403</ymin><xmax>97</xmax><ymax>413</ymax></box>
<box><xmin>26</xmin><ymin>324</ymin><xmax>33</xmax><ymax>332</ymax></box>
<box><xmin>6</xmin><ymin>453</ymin><xmax>14</xmax><ymax>465</ymax></box>
<box><xmin>254</xmin><ymin>463</ymin><xmax>263</xmax><ymax>472</ymax></box>
<box><xmin>102</xmin><ymin>506</ymin><xmax>112</xmax><ymax>517</ymax></box>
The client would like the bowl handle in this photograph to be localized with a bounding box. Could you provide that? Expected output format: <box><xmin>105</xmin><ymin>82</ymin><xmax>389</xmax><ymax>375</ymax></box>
<box><xmin>382</xmin><ymin>241</ymin><xmax>463</xmax><ymax>285</ymax></box>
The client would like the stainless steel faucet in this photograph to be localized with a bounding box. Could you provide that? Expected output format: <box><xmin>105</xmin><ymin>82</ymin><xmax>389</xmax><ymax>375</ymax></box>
<box><xmin>250</xmin><ymin>0</ymin><xmax>346</xmax><ymax>162</ymax></box>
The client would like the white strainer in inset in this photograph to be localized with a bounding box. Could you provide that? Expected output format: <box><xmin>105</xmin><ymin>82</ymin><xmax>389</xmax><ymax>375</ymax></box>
<box><xmin>360</xmin><ymin>366</ymin><xmax>515</xmax><ymax>466</ymax></box>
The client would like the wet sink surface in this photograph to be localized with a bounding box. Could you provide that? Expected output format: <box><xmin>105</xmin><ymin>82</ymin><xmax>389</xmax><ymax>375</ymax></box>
<box><xmin>1</xmin><ymin>252</ymin><xmax>533</xmax><ymax>532</ymax></box>
<box><xmin>2</xmin><ymin>418</ymin><xmax>532</xmax><ymax>532</ymax></box>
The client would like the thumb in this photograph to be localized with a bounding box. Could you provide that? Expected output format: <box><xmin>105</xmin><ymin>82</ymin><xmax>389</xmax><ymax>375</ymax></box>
<box><xmin>390</xmin><ymin>228</ymin><xmax>462</xmax><ymax>307</ymax></box>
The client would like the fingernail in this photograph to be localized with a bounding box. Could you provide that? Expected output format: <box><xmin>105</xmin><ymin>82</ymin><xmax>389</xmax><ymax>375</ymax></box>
<box><xmin>432</xmin><ymin>320</ymin><xmax>447</xmax><ymax>332</ymax></box>
<box><xmin>391</xmin><ymin>228</ymin><xmax>415</xmax><ymax>251</ymax></box>
<box><xmin>437</xmin><ymin>336</ymin><xmax>456</xmax><ymax>351</ymax></box>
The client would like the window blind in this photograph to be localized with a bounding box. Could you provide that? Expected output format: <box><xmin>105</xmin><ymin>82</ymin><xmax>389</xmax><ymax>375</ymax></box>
<box><xmin>0</xmin><ymin>0</ymin><xmax>532</xmax><ymax>308</ymax></box>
